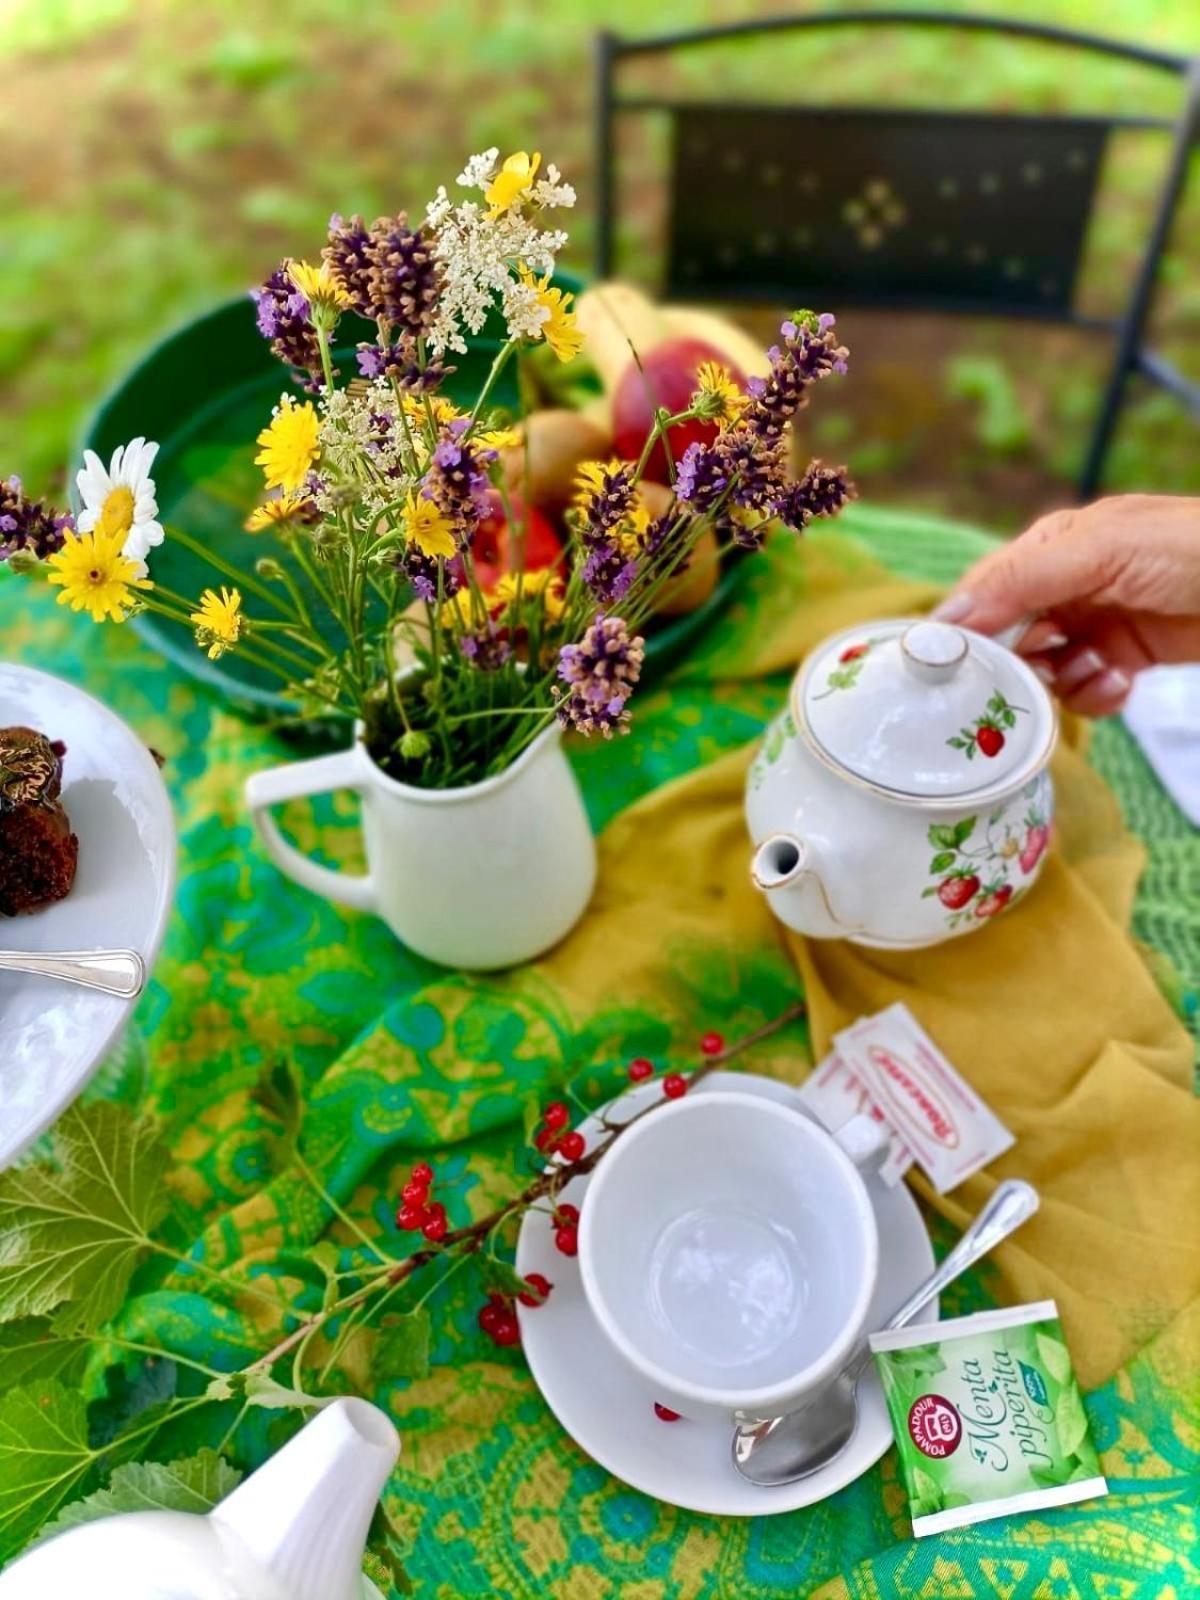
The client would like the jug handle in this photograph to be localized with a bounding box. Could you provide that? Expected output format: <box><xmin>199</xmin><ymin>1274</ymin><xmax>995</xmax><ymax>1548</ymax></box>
<box><xmin>245</xmin><ymin>751</ymin><xmax>378</xmax><ymax>914</ymax></box>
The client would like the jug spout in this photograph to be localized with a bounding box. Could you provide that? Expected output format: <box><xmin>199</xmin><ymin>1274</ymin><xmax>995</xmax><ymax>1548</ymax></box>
<box><xmin>211</xmin><ymin>1398</ymin><xmax>400</xmax><ymax>1600</ymax></box>
<box><xmin>750</xmin><ymin>831</ymin><xmax>853</xmax><ymax>939</ymax></box>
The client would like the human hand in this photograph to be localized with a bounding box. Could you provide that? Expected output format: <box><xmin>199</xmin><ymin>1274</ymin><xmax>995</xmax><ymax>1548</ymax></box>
<box><xmin>935</xmin><ymin>494</ymin><xmax>1200</xmax><ymax>716</ymax></box>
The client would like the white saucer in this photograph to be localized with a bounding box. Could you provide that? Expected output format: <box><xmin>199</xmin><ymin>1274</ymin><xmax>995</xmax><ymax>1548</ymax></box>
<box><xmin>516</xmin><ymin>1069</ymin><xmax>937</xmax><ymax>1516</ymax></box>
<box><xmin>0</xmin><ymin>664</ymin><xmax>175</xmax><ymax>1167</ymax></box>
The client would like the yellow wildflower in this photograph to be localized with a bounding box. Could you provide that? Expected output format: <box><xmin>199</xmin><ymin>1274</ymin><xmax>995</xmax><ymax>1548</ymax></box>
<box><xmin>190</xmin><ymin>586</ymin><xmax>244</xmax><ymax>659</ymax></box>
<box><xmin>492</xmin><ymin>567</ymin><xmax>565</xmax><ymax>622</ymax></box>
<box><xmin>485</xmin><ymin>150</ymin><xmax>540</xmax><ymax>216</ymax></box>
<box><xmin>573</xmin><ymin>458</ymin><xmax>627</xmax><ymax>509</ymax></box>
<box><xmin>694</xmin><ymin>361</ymin><xmax>746</xmax><ymax>430</ymax></box>
<box><xmin>401</xmin><ymin>492</ymin><xmax>457</xmax><ymax>561</ymax></box>
<box><xmin>614</xmin><ymin>503</ymin><xmax>651</xmax><ymax>561</ymax></box>
<box><xmin>255</xmin><ymin>397</ymin><xmax>320</xmax><ymax>493</ymax></box>
<box><xmin>520</xmin><ymin>268</ymin><xmax>584</xmax><ymax>363</ymax></box>
<box><xmin>46</xmin><ymin>527</ymin><xmax>152</xmax><ymax>624</ymax></box>
<box><xmin>244</xmin><ymin>491</ymin><xmax>316</xmax><ymax>532</ymax></box>
<box><xmin>287</xmin><ymin>259</ymin><xmax>351</xmax><ymax>314</ymax></box>
<box><xmin>476</xmin><ymin>426</ymin><xmax>521</xmax><ymax>452</ymax></box>
<box><xmin>399</xmin><ymin>394</ymin><xmax>463</xmax><ymax>439</ymax></box>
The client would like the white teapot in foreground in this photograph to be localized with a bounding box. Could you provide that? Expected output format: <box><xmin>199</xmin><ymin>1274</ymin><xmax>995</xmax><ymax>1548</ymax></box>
<box><xmin>0</xmin><ymin>1397</ymin><xmax>399</xmax><ymax>1600</ymax></box>
<box><xmin>747</xmin><ymin>618</ymin><xmax>1056</xmax><ymax>949</ymax></box>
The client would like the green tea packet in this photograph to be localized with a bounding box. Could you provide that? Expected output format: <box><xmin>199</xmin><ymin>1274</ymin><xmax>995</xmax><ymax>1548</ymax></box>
<box><xmin>871</xmin><ymin>1300</ymin><xmax>1108</xmax><ymax>1536</ymax></box>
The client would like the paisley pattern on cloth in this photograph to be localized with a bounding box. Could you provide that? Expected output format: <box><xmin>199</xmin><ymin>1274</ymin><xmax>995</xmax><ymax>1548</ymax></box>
<box><xmin>4</xmin><ymin>507</ymin><xmax>1198</xmax><ymax>1599</ymax></box>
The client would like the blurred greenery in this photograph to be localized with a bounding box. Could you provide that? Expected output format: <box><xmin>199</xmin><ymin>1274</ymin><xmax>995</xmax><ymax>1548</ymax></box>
<box><xmin>0</xmin><ymin>0</ymin><xmax>1196</xmax><ymax>528</ymax></box>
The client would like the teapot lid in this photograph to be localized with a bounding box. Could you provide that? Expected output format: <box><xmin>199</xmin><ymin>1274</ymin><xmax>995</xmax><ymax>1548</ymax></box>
<box><xmin>794</xmin><ymin>618</ymin><xmax>1055</xmax><ymax>802</ymax></box>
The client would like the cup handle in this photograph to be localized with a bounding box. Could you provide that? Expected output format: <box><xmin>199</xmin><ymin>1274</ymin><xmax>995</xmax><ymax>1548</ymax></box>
<box><xmin>832</xmin><ymin>1112</ymin><xmax>888</xmax><ymax>1173</ymax></box>
<box><xmin>245</xmin><ymin>750</ymin><xmax>378</xmax><ymax>915</ymax></box>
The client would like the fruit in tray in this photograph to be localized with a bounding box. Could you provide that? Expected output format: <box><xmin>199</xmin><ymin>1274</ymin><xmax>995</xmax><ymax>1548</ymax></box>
<box><xmin>0</xmin><ymin>726</ymin><xmax>78</xmax><ymax>916</ymax></box>
<box><xmin>471</xmin><ymin>488</ymin><xmax>563</xmax><ymax>589</ymax></box>
<box><xmin>500</xmin><ymin>283</ymin><xmax>765</xmax><ymax>620</ymax></box>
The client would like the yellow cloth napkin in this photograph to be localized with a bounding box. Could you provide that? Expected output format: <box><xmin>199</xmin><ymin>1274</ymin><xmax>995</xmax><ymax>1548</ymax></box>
<box><xmin>545</xmin><ymin>535</ymin><xmax>1200</xmax><ymax>1389</ymax></box>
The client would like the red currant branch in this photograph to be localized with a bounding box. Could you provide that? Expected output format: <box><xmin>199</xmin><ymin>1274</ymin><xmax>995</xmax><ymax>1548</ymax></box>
<box><xmin>250</xmin><ymin>1000</ymin><xmax>806</xmax><ymax>1373</ymax></box>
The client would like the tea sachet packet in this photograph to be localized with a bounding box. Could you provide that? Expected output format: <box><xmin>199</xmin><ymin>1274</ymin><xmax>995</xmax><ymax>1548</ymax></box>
<box><xmin>871</xmin><ymin>1300</ymin><xmax>1108</xmax><ymax>1536</ymax></box>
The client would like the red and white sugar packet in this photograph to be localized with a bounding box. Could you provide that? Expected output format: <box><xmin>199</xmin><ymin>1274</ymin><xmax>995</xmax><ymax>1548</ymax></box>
<box><xmin>796</xmin><ymin>1050</ymin><xmax>914</xmax><ymax>1187</ymax></box>
<box><xmin>833</xmin><ymin>1002</ymin><xmax>1014</xmax><ymax>1194</ymax></box>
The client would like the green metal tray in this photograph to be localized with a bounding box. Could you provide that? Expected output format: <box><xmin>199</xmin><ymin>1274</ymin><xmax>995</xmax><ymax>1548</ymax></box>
<box><xmin>77</xmin><ymin>282</ymin><xmax>738</xmax><ymax>717</ymax></box>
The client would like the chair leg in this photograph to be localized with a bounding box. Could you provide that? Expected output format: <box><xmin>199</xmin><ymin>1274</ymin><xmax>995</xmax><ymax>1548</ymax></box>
<box><xmin>1077</xmin><ymin>357</ymin><xmax>1131</xmax><ymax>502</ymax></box>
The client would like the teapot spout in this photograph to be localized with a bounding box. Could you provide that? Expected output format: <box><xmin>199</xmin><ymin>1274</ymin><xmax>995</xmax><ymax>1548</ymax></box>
<box><xmin>751</xmin><ymin>831</ymin><xmax>854</xmax><ymax>939</ymax></box>
<box><xmin>751</xmin><ymin>831</ymin><xmax>808</xmax><ymax>892</ymax></box>
<box><xmin>211</xmin><ymin>1398</ymin><xmax>400</xmax><ymax>1600</ymax></box>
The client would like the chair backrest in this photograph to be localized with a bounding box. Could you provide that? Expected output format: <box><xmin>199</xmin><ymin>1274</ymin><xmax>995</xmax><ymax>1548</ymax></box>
<box><xmin>596</xmin><ymin>11</ymin><xmax>1197</xmax><ymax>325</ymax></box>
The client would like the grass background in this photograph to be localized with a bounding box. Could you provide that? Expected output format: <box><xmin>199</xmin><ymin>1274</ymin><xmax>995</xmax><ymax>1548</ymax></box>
<box><xmin>1</xmin><ymin>0</ymin><xmax>1196</xmax><ymax>528</ymax></box>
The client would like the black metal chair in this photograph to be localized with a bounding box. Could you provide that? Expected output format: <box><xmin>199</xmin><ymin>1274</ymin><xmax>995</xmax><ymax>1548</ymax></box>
<box><xmin>595</xmin><ymin>11</ymin><xmax>1200</xmax><ymax>498</ymax></box>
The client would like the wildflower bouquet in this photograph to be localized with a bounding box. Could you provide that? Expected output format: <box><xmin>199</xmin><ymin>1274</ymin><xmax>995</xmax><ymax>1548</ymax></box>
<box><xmin>3</xmin><ymin>149</ymin><xmax>854</xmax><ymax>790</ymax></box>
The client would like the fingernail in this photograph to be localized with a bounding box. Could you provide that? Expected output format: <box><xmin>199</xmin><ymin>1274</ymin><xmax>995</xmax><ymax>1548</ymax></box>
<box><xmin>932</xmin><ymin>592</ymin><xmax>973</xmax><ymax>623</ymax></box>
<box><xmin>1093</xmin><ymin>667</ymin><xmax>1131</xmax><ymax>704</ymax></box>
<box><xmin>1057</xmin><ymin>648</ymin><xmax>1106</xmax><ymax>690</ymax></box>
<box><xmin>1030</xmin><ymin>662</ymin><xmax>1055</xmax><ymax>686</ymax></box>
<box><xmin>1040</xmin><ymin>631</ymin><xmax>1069</xmax><ymax>652</ymax></box>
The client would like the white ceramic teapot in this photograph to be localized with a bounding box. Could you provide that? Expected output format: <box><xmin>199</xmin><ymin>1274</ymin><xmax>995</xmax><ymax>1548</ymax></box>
<box><xmin>746</xmin><ymin>618</ymin><xmax>1056</xmax><ymax>949</ymax></box>
<box><xmin>0</xmin><ymin>1397</ymin><xmax>399</xmax><ymax>1600</ymax></box>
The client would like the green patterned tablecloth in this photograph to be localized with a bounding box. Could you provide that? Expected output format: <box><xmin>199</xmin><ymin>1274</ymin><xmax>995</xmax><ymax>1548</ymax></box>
<box><xmin>2</xmin><ymin>503</ymin><xmax>1197</xmax><ymax>1598</ymax></box>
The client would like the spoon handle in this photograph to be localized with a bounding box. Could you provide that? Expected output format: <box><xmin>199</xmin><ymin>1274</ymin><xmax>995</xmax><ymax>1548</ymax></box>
<box><xmin>0</xmin><ymin>947</ymin><xmax>146</xmax><ymax>999</ymax></box>
<box><xmin>848</xmin><ymin>1178</ymin><xmax>1039</xmax><ymax>1379</ymax></box>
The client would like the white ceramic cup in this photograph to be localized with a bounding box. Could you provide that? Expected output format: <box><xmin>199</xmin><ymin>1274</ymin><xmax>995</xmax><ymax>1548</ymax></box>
<box><xmin>244</xmin><ymin>720</ymin><xmax>596</xmax><ymax>971</ymax></box>
<box><xmin>578</xmin><ymin>1091</ymin><xmax>885</xmax><ymax>1424</ymax></box>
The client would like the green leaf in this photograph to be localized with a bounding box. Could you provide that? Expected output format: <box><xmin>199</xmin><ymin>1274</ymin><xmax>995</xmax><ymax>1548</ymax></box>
<box><xmin>952</xmin><ymin>816</ymin><xmax>976</xmax><ymax>846</ymax></box>
<box><xmin>929</xmin><ymin>852</ymin><xmax>957</xmax><ymax>873</ymax></box>
<box><xmin>1057</xmin><ymin>1382</ymin><xmax>1090</xmax><ymax>1458</ymax></box>
<box><xmin>1035</xmin><ymin>1330</ymin><xmax>1073</xmax><ymax>1385</ymax></box>
<box><xmin>243</xmin><ymin>1373</ymin><xmax>330</xmax><ymax>1411</ymax></box>
<box><xmin>908</xmin><ymin>1463</ymin><xmax>943</xmax><ymax>1516</ymax></box>
<box><xmin>941</xmin><ymin>1491</ymin><xmax>972</xmax><ymax>1509</ymax></box>
<box><xmin>0</xmin><ymin>1381</ymin><xmax>97</xmax><ymax>1561</ymax></box>
<box><xmin>928</xmin><ymin>824</ymin><xmax>958</xmax><ymax>850</ymax></box>
<box><xmin>88</xmin><ymin>1355</ymin><xmax>177</xmax><ymax>1447</ymax></box>
<box><xmin>34</xmin><ymin>1449</ymin><xmax>241</xmax><ymax>1544</ymax></box>
<box><xmin>1068</xmin><ymin>1459</ymin><xmax>1102</xmax><ymax>1485</ymax></box>
<box><xmin>372</xmin><ymin>1309</ymin><xmax>431</xmax><ymax>1383</ymax></box>
<box><xmin>0</xmin><ymin>1103</ymin><xmax>170</xmax><ymax>1333</ymax></box>
<box><xmin>0</xmin><ymin>1319</ymin><xmax>89</xmax><ymax>1389</ymax></box>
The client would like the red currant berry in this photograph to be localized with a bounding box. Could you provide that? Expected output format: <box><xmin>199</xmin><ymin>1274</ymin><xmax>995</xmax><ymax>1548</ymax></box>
<box><xmin>700</xmin><ymin>1031</ymin><xmax>725</xmax><ymax>1056</ymax></box>
<box><xmin>425</xmin><ymin>1199</ymin><xmax>446</xmax><ymax>1221</ymax></box>
<box><xmin>662</xmin><ymin>1073</ymin><xmax>688</xmax><ymax>1099</ymax></box>
<box><xmin>654</xmin><ymin>1403</ymin><xmax>682</xmax><ymax>1422</ymax></box>
<box><xmin>421</xmin><ymin>1213</ymin><xmax>447</xmax><ymax>1242</ymax></box>
<box><xmin>542</xmin><ymin>1100</ymin><xmax>570</xmax><ymax>1131</ymax></box>
<box><xmin>558</xmin><ymin>1130</ymin><xmax>585</xmax><ymax>1162</ymax></box>
<box><xmin>478</xmin><ymin>1302</ymin><xmax>502</xmax><ymax>1335</ymax></box>
<box><xmin>554</xmin><ymin>1226</ymin><xmax>579</xmax><ymax>1257</ymax></box>
<box><xmin>534</xmin><ymin>1126</ymin><xmax>556</xmax><ymax>1152</ymax></box>
<box><xmin>410</xmin><ymin>1161</ymin><xmax>434</xmax><ymax>1186</ymax></box>
<box><xmin>517</xmin><ymin>1272</ymin><xmax>553</xmax><ymax>1308</ymax></box>
<box><xmin>396</xmin><ymin>1203</ymin><xmax>425</xmax><ymax>1231</ymax></box>
<box><xmin>556</xmin><ymin>1202</ymin><xmax>580</xmax><ymax>1225</ymax></box>
<box><xmin>628</xmin><ymin>1057</ymin><xmax>654</xmax><ymax>1082</ymax></box>
<box><xmin>401</xmin><ymin>1178</ymin><xmax>429</xmax><ymax>1205</ymax></box>
<box><xmin>492</xmin><ymin>1314</ymin><xmax>521</xmax><ymax>1347</ymax></box>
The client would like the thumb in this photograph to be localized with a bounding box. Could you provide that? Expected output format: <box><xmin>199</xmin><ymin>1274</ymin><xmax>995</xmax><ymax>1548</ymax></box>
<box><xmin>935</xmin><ymin>510</ymin><xmax>1114</xmax><ymax>635</ymax></box>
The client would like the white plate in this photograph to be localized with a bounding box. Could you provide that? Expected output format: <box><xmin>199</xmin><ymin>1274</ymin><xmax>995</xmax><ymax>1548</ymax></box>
<box><xmin>0</xmin><ymin>664</ymin><xmax>175</xmax><ymax>1166</ymax></box>
<box><xmin>516</xmin><ymin>1069</ymin><xmax>937</xmax><ymax>1516</ymax></box>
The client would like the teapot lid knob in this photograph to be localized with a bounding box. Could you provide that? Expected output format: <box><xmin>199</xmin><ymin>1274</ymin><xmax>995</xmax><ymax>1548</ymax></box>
<box><xmin>900</xmin><ymin>621</ymin><xmax>969</xmax><ymax>685</ymax></box>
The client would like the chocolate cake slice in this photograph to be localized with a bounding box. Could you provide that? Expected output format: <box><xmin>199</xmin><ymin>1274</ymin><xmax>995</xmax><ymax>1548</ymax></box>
<box><xmin>0</xmin><ymin>727</ymin><xmax>78</xmax><ymax>916</ymax></box>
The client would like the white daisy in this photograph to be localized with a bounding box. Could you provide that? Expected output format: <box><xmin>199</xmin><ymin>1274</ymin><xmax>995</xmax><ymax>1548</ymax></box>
<box><xmin>76</xmin><ymin>437</ymin><xmax>164</xmax><ymax>569</ymax></box>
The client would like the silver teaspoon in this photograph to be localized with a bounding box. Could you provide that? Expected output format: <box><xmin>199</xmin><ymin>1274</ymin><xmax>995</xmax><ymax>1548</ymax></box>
<box><xmin>732</xmin><ymin>1178</ymin><xmax>1039</xmax><ymax>1486</ymax></box>
<box><xmin>0</xmin><ymin>947</ymin><xmax>146</xmax><ymax>999</ymax></box>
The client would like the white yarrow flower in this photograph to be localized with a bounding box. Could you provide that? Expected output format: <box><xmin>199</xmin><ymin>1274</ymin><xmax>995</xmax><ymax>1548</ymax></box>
<box><xmin>75</xmin><ymin>437</ymin><xmax>164</xmax><ymax>570</ymax></box>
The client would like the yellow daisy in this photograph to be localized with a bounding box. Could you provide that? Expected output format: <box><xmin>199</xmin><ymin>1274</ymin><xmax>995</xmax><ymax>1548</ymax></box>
<box><xmin>573</xmin><ymin>458</ymin><xmax>627</xmax><ymax>509</ymax></box>
<box><xmin>401</xmin><ymin>492</ymin><xmax>457</xmax><ymax>561</ymax></box>
<box><xmin>287</xmin><ymin>259</ymin><xmax>351</xmax><ymax>314</ymax></box>
<box><xmin>694</xmin><ymin>361</ymin><xmax>746</xmax><ymax>430</ymax></box>
<box><xmin>614</xmin><ymin>503</ymin><xmax>652</xmax><ymax>561</ymax></box>
<box><xmin>519</xmin><ymin>268</ymin><xmax>584</xmax><ymax>363</ymax></box>
<box><xmin>476</xmin><ymin>426</ymin><xmax>521</xmax><ymax>452</ymax></box>
<box><xmin>244</xmin><ymin>491</ymin><xmax>316</xmax><ymax>532</ymax></box>
<box><xmin>190</xmin><ymin>586</ymin><xmax>244</xmax><ymax>659</ymax></box>
<box><xmin>485</xmin><ymin>150</ymin><xmax>540</xmax><ymax>216</ymax></box>
<box><xmin>492</xmin><ymin>567</ymin><xmax>565</xmax><ymax>622</ymax></box>
<box><xmin>255</xmin><ymin>397</ymin><xmax>320</xmax><ymax>493</ymax></box>
<box><xmin>47</xmin><ymin>527</ymin><xmax>152</xmax><ymax>624</ymax></box>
